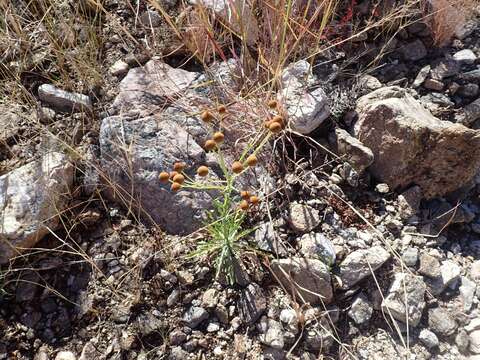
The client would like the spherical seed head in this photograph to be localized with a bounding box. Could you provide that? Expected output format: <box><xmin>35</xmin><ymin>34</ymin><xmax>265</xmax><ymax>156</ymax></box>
<box><xmin>197</xmin><ymin>165</ymin><xmax>209</xmax><ymax>177</ymax></box>
<box><xmin>159</xmin><ymin>171</ymin><xmax>170</xmax><ymax>183</ymax></box>
<box><xmin>173</xmin><ymin>174</ymin><xmax>185</xmax><ymax>184</ymax></box>
<box><xmin>200</xmin><ymin>110</ymin><xmax>213</xmax><ymax>122</ymax></box>
<box><xmin>250</xmin><ymin>195</ymin><xmax>260</xmax><ymax>205</ymax></box>
<box><xmin>204</xmin><ymin>139</ymin><xmax>217</xmax><ymax>151</ymax></box>
<box><xmin>268</xmin><ymin>99</ymin><xmax>278</xmax><ymax>109</ymax></box>
<box><xmin>239</xmin><ymin>200</ymin><xmax>249</xmax><ymax>211</ymax></box>
<box><xmin>232</xmin><ymin>161</ymin><xmax>244</xmax><ymax>174</ymax></box>
<box><xmin>264</xmin><ymin>120</ymin><xmax>272</xmax><ymax>129</ymax></box>
<box><xmin>170</xmin><ymin>171</ymin><xmax>179</xmax><ymax>179</ymax></box>
<box><xmin>246</xmin><ymin>154</ymin><xmax>258</xmax><ymax>167</ymax></box>
<box><xmin>269</xmin><ymin>121</ymin><xmax>282</xmax><ymax>133</ymax></box>
<box><xmin>272</xmin><ymin>115</ymin><xmax>284</xmax><ymax>126</ymax></box>
<box><xmin>213</xmin><ymin>132</ymin><xmax>225</xmax><ymax>144</ymax></box>
<box><xmin>171</xmin><ymin>182</ymin><xmax>181</xmax><ymax>191</ymax></box>
<box><xmin>217</xmin><ymin>105</ymin><xmax>227</xmax><ymax>114</ymax></box>
<box><xmin>240</xmin><ymin>190</ymin><xmax>250</xmax><ymax>200</ymax></box>
<box><xmin>173</xmin><ymin>162</ymin><xmax>186</xmax><ymax>172</ymax></box>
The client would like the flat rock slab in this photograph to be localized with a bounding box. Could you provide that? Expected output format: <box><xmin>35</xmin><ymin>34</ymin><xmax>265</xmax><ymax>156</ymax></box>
<box><xmin>0</xmin><ymin>152</ymin><xmax>74</xmax><ymax>263</ymax></box>
<box><xmin>354</xmin><ymin>86</ymin><xmax>480</xmax><ymax>198</ymax></box>
<box><xmin>38</xmin><ymin>84</ymin><xmax>92</xmax><ymax>113</ymax></box>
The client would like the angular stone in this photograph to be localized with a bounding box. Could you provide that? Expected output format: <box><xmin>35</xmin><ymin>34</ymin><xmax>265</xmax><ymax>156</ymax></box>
<box><xmin>471</xmin><ymin>330</ymin><xmax>480</xmax><ymax>354</ymax></box>
<box><xmin>339</xmin><ymin>246</ymin><xmax>391</xmax><ymax>289</ymax></box>
<box><xmin>453</xmin><ymin>49</ymin><xmax>477</xmax><ymax>64</ymax></box>
<box><xmin>288</xmin><ymin>202</ymin><xmax>320</xmax><ymax>233</ymax></box>
<box><xmin>459</xmin><ymin>277</ymin><xmax>476</xmax><ymax>312</ymax></box>
<box><xmin>399</xmin><ymin>40</ymin><xmax>427</xmax><ymax>61</ymax></box>
<box><xmin>0</xmin><ymin>152</ymin><xmax>74</xmax><ymax>263</ymax></box>
<box><xmin>431</xmin><ymin>59</ymin><xmax>460</xmax><ymax>80</ymax></box>
<box><xmin>382</xmin><ymin>273</ymin><xmax>426</xmax><ymax>327</ymax></box>
<box><xmin>354</xmin><ymin>86</ymin><xmax>480</xmax><ymax>198</ymax></box>
<box><xmin>38</xmin><ymin>84</ymin><xmax>92</xmax><ymax>113</ymax></box>
<box><xmin>397</xmin><ymin>186</ymin><xmax>422</xmax><ymax>220</ymax></box>
<box><xmin>334</xmin><ymin>128</ymin><xmax>374</xmax><ymax>173</ymax></box>
<box><xmin>280</xmin><ymin>60</ymin><xmax>330</xmax><ymax>134</ymax></box>
<box><xmin>99</xmin><ymin>116</ymin><xmax>214</xmax><ymax>234</ymax></box>
<box><xmin>423</xmin><ymin>79</ymin><xmax>444</xmax><ymax>91</ymax></box>
<box><xmin>348</xmin><ymin>293</ymin><xmax>373</xmax><ymax>325</ymax></box>
<box><xmin>412</xmin><ymin>65</ymin><xmax>431</xmax><ymax>88</ymax></box>
<box><xmin>238</xmin><ymin>283</ymin><xmax>266</xmax><ymax>324</ymax></box>
<box><xmin>460</xmin><ymin>98</ymin><xmax>480</xmax><ymax>126</ymax></box>
<box><xmin>110</xmin><ymin>59</ymin><xmax>129</xmax><ymax>76</ymax></box>
<box><xmin>440</xmin><ymin>260</ymin><xmax>461</xmax><ymax>289</ymax></box>
<box><xmin>428</xmin><ymin>307</ymin><xmax>457</xmax><ymax>337</ymax></box>
<box><xmin>298</xmin><ymin>232</ymin><xmax>336</xmax><ymax>266</ymax></box>
<box><xmin>419</xmin><ymin>329</ymin><xmax>439</xmax><ymax>349</ymax></box>
<box><xmin>254</xmin><ymin>222</ymin><xmax>287</xmax><ymax>256</ymax></box>
<box><xmin>258</xmin><ymin>318</ymin><xmax>284</xmax><ymax>350</ymax></box>
<box><xmin>271</xmin><ymin>257</ymin><xmax>333</xmax><ymax>304</ymax></box>
<box><xmin>183</xmin><ymin>306</ymin><xmax>209</xmax><ymax>328</ymax></box>
<box><xmin>418</xmin><ymin>253</ymin><xmax>441</xmax><ymax>278</ymax></box>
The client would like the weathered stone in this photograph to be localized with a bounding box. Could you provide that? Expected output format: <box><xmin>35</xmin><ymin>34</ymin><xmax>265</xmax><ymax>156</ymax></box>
<box><xmin>471</xmin><ymin>330</ymin><xmax>480</xmax><ymax>354</ymax></box>
<box><xmin>279</xmin><ymin>309</ymin><xmax>298</xmax><ymax>333</ymax></box>
<box><xmin>382</xmin><ymin>273</ymin><xmax>426</xmax><ymax>327</ymax></box>
<box><xmin>359</xmin><ymin>75</ymin><xmax>382</xmax><ymax>91</ymax></box>
<box><xmin>139</xmin><ymin>10</ymin><xmax>162</xmax><ymax>27</ymax></box>
<box><xmin>401</xmin><ymin>247</ymin><xmax>418</xmax><ymax>267</ymax></box>
<box><xmin>334</xmin><ymin>128</ymin><xmax>374</xmax><ymax>173</ymax></box>
<box><xmin>0</xmin><ymin>152</ymin><xmax>74</xmax><ymax>263</ymax></box>
<box><xmin>419</xmin><ymin>329</ymin><xmax>439</xmax><ymax>349</ymax></box>
<box><xmin>38</xmin><ymin>84</ymin><xmax>92</xmax><ymax>113</ymax></box>
<box><xmin>298</xmin><ymin>232</ymin><xmax>336</xmax><ymax>265</ymax></box>
<box><xmin>399</xmin><ymin>40</ymin><xmax>427</xmax><ymax>61</ymax></box>
<box><xmin>459</xmin><ymin>98</ymin><xmax>480</xmax><ymax>126</ymax></box>
<box><xmin>280</xmin><ymin>60</ymin><xmax>330</xmax><ymax>134</ymax></box>
<box><xmin>412</xmin><ymin>65</ymin><xmax>430</xmax><ymax>88</ymax></box>
<box><xmin>183</xmin><ymin>306</ymin><xmax>209</xmax><ymax>328</ymax></box>
<box><xmin>288</xmin><ymin>202</ymin><xmax>321</xmax><ymax>233</ymax></box>
<box><xmin>111</xmin><ymin>60</ymin><xmax>199</xmax><ymax>116</ymax></box>
<box><xmin>428</xmin><ymin>308</ymin><xmax>457</xmax><ymax>337</ymax></box>
<box><xmin>348</xmin><ymin>293</ymin><xmax>373</xmax><ymax>325</ymax></box>
<box><xmin>354</xmin><ymin>86</ymin><xmax>480</xmax><ymax>198</ymax></box>
<box><xmin>397</xmin><ymin>186</ymin><xmax>422</xmax><ymax>220</ymax></box>
<box><xmin>431</xmin><ymin>59</ymin><xmax>460</xmax><ymax>80</ymax></box>
<box><xmin>339</xmin><ymin>246</ymin><xmax>390</xmax><ymax>289</ymax></box>
<box><xmin>453</xmin><ymin>49</ymin><xmax>477</xmax><ymax>64</ymax></box>
<box><xmin>55</xmin><ymin>352</ymin><xmax>76</xmax><ymax>360</ymax></box>
<box><xmin>459</xmin><ymin>277</ymin><xmax>476</xmax><ymax>312</ymax></box>
<box><xmin>423</xmin><ymin>79</ymin><xmax>444</xmax><ymax>91</ymax></box>
<box><xmin>110</xmin><ymin>60</ymin><xmax>129</xmax><ymax>76</ymax></box>
<box><xmin>258</xmin><ymin>318</ymin><xmax>284</xmax><ymax>350</ymax></box>
<box><xmin>254</xmin><ymin>222</ymin><xmax>287</xmax><ymax>256</ymax></box>
<box><xmin>238</xmin><ymin>283</ymin><xmax>266</xmax><ymax>324</ymax></box>
<box><xmin>440</xmin><ymin>260</ymin><xmax>461</xmax><ymax>289</ymax></box>
<box><xmin>418</xmin><ymin>253</ymin><xmax>441</xmax><ymax>278</ymax></box>
<box><xmin>271</xmin><ymin>257</ymin><xmax>333</xmax><ymax>304</ymax></box>
<box><xmin>99</xmin><ymin>116</ymin><xmax>214</xmax><ymax>234</ymax></box>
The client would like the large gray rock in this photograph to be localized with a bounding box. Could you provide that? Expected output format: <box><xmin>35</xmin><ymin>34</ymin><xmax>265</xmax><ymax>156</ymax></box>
<box><xmin>382</xmin><ymin>273</ymin><xmax>426</xmax><ymax>327</ymax></box>
<box><xmin>280</xmin><ymin>60</ymin><xmax>330</xmax><ymax>134</ymax></box>
<box><xmin>38</xmin><ymin>84</ymin><xmax>92</xmax><ymax>113</ymax></box>
<box><xmin>270</xmin><ymin>257</ymin><xmax>333</xmax><ymax>305</ymax></box>
<box><xmin>0</xmin><ymin>152</ymin><xmax>74</xmax><ymax>263</ymax></box>
<box><xmin>354</xmin><ymin>86</ymin><xmax>480</xmax><ymax>198</ymax></box>
<box><xmin>99</xmin><ymin>115</ymin><xmax>214</xmax><ymax>234</ymax></box>
<box><xmin>339</xmin><ymin>246</ymin><xmax>390</xmax><ymax>289</ymax></box>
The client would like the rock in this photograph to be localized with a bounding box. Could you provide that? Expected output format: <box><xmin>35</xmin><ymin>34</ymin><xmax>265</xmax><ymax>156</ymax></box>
<box><xmin>460</xmin><ymin>277</ymin><xmax>476</xmax><ymax>312</ymax></box>
<box><xmin>418</xmin><ymin>253</ymin><xmax>440</xmax><ymax>278</ymax></box>
<box><xmin>334</xmin><ymin>128</ymin><xmax>374</xmax><ymax>173</ymax></box>
<box><xmin>201</xmin><ymin>289</ymin><xmax>218</xmax><ymax>309</ymax></box>
<box><xmin>339</xmin><ymin>246</ymin><xmax>390</xmax><ymax>289</ymax></box>
<box><xmin>55</xmin><ymin>352</ymin><xmax>76</xmax><ymax>360</ymax></box>
<box><xmin>354</xmin><ymin>86</ymin><xmax>480</xmax><ymax>198</ymax></box>
<box><xmin>382</xmin><ymin>273</ymin><xmax>426</xmax><ymax>327</ymax></box>
<box><xmin>399</xmin><ymin>40</ymin><xmax>427</xmax><ymax>61</ymax></box>
<box><xmin>169</xmin><ymin>347</ymin><xmax>189</xmax><ymax>360</ymax></box>
<box><xmin>459</xmin><ymin>98</ymin><xmax>480</xmax><ymax>126</ymax></box>
<box><xmin>280</xmin><ymin>60</ymin><xmax>330</xmax><ymax>134</ymax></box>
<box><xmin>459</xmin><ymin>83</ymin><xmax>479</xmax><ymax>98</ymax></box>
<box><xmin>238</xmin><ymin>283</ymin><xmax>266</xmax><ymax>324</ymax></box>
<box><xmin>258</xmin><ymin>318</ymin><xmax>284</xmax><ymax>350</ymax></box>
<box><xmin>401</xmin><ymin>247</ymin><xmax>418</xmax><ymax>267</ymax></box>
<box><xmin>412</xmin><ymin>65</ymin><xmax>431</xmax><ymax>88</ymax></box>
<box><xmin>471</xmin><ymin>330</ymin><xmax>480</xmax><ymax>354</ymax></box>
<box><xmin>298</xmin><ymin>232</ymin><xmax>336</xmax><ymax>266</ymax></box>
<box><xmin>461</xmin><ymin>69</ymin><xmax>480</xmax><ymax>82</ymax></box>
<box><xmin>271</xmin><ymin>257</ymin><xmax>333</xmax><ymax>304</ymax></box>
<box><xmin>0</xmin><ymin>152</ymin><xmax>74</xmax><ymax>263</ymax></box>
<box><xmin>428</xmin><ymin>308</ymin><xmax>457</xmax><ymax>337</ymax></box>
<box><xmin>466</xmin><ymin>319</ymin><xmax>480</xmax><ymax>333</ymax></box>
<box><xmin>375</xmin><ymin>183</ymin><xmax>390</xmax><ymax>193</ymax></box>
<box><xmin>423</xmin><ymin>79</ymin><xmax>444</xmax><ymax>91</ymax></box>
<box><xmin>110</xmin><ymin>60</ymin><xmax>199</xmax><ymax>116</ymax></box>
<box><xmin>254</xmin><ymin>222</ymin><xmax>287</xmax><ymax>256</ymax></box>
<box><xmin>99</xmin><ymin>116</ymin><xmax>214</xmax><ymax>234</ymax></box>
<box><xmin>419</xmin><ymin>329</ymin><xmax>439</xmax><ymax>349</ymax></box>
<box><xmin>169</xmin><ymin>330</ymin><xmax>187</xmax><ymax>345</ymax></box>
<box><xmin>38</xmin><ymin>84</ymin><xmax>92</xmax><ymax>113</ymax></box>
<box><xmin>303</xmin><ymin>318</ymin><xmax>334</xmax><ymax>351</ymax></box>
<box><xmin>348</xmin><ymin>293</ymin><xmax>373</xmax><ymax>325</ymax></box>
<box><xmin>359</xmin><ymin>75</ymin><xmax>382</xmax><ymax>91</ymax></box>
<box><xmin>139</xmin><ymin>10</ymin><xmax>162</xmax><ymax>27</ymax></box>
<box><xmin>431</xmin><ymin>59</ymin><xmax>460</xmax><ymax>80</ymax></box>
<box><xmin>397</xmin><ymin>186</ymin><xmax>422</xmax><ymax>220</ymax></box>
<box><xmin>455</xmin><ymin>329</ymin><xmax>470</xmax><ymax>352</ymax></box>
<box><xmin>288</xmin><ymin>202</ymin><xmax>321</xmax><ymax>233</ymax></box>
<box><xmin>183</xmin><ymin>306</ymin><xmax>209</xmax><ymax>328</ymax></box>
<box><xmin>79</xmin><ymin>341</ymin><xmax>101</xmax><ymax>360</ymax></box>
<box><xmin>472</xmin><ymin>260</ymin><xmax>480</xmax><ymax>280</ymax></box>
<box><xmin>453</xmin><ymin>49</ymin><xmax>477</xmax><ymax>65</ymax></box>
<box><xmin>279</xmin><ymin>309</ymin><xmax>298</xmax><ymax>333</ymax></box>
<box><xmin>439</xmin><ymin>260</ymin><xmax>461</xmax><ymax>289</ymax></box>
<box><xmin>110</xmin><ymin>60</ymin><xmax>129</xmax><ymax>76</ymax></box>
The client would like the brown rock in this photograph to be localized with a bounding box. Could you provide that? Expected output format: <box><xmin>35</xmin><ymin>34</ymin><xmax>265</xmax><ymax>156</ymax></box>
<box><xmin>354</xmin><ymin>86</ymin><xmax>480</xmax><ymax>198</ymax></box>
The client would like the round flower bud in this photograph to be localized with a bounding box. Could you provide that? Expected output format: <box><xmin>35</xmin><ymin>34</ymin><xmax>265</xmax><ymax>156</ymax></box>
<box><xmin>246</xmin><ymin>154</ymin><xmax>258</xmax><ymax>167</ymax></box>
<box><xmin>159</xmin><ymin>171</ymin><xmax>170</xmax><ymax>183</ymax></box>
<box><xmin>269</xmin><ymin>121</ymin><xmax>282</xmax><ymax>133</ymax></box>
<box><xmin>240</xmin><ymin>190</ymin><xmax>250</xmax><ymax>200</ymax></box>
<box><xmin>272</xmin><ymin>115</ymin><xmax>284</xmax><ymax>127</ymax></box>
<box><xmin>232</xmin><ymin>161</ymin><xmax>244</xmax><ymax>174</ymax></box>
<box><xmin>197</xmin><ymin>166</ymin><xmax>209</xmax><ymax>177</ymax></box>
<box><xmin>264</xmin><ymin>120</ymin><xmax>272</xmax><ymax>129</ymax></box>
<box><xmin>268</xmin><ymin>99</ymin><xmax>278</xmax><ymax>109</ymax></box>
<box><xmin>239</xmin><ymin>200</ymin><xmax>249</xmax><ymax>211</ymax></box>
<box><xmin>213</xmin><ymin>132</ymin><xmax>225</xmax><ymax>144</ymax></box>
<box><xmin>169</xmin><ymin>171</ymin><xmax>179</xmax><ymax>179</ymax></box>
<box><xmin>200</xmin><ymin>110</ymin><xmax>213</xmax><ymax>122</ymax></box>
<box><xmin>171</xmin><ymin>182</ymin><xmax>182</xmax><ymax>191</ymax></box>
<box><xmin>173</xmin><ymin>174</ymin><xmax>185</xmax><ymax>184</ymax></box>
<box><xmin>173</xmin><ymin>162</ymin><xmax>186</xmax><ymax>172</ymax></box>
<box><xmin>204</xmin><ymin>139</ymin><xmax>217</xmax><ymax>151</ymax></box>
<box><xmin>249</xmin><ymin>195</ymin><xmax>260</xmax><ymax>205</ymax></box>
<box><xmin>217</xmin><ymin>105</ymin><xmax>227</xmax><ymax>114</ymax></box>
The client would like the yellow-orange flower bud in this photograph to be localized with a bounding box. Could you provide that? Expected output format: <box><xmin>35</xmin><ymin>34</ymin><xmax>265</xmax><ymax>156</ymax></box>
<box><xmin>246</xmin><ymin>154</ymin><xmax>258</xmax><ymax>167</ymax></box>
<box><xmin>213</xmin><ymin>132</ymin><xmax>225</xmax><ymax>144</ymax></box>
<box><xmin>171</xmin><ymin>182</ymin><xmax>182</xmax><ymax>191</ymax></box>
<box><xmin>200</xmin><ymin>110</ymin><xmax>213</xmax><ymax>122</ymax></box>
<box><xmin>197</xmin><ymin>166</ymin><xmax>209</xmax><ymax>177</ymax></box>
<box><xmin>232</xmin><ymin>161</ymin><xmax>243</xmax><ymax>174</ymax></box>
<box><xmin>159</xmin><ymin>172</ymin><xmax>170</xmax><ymax>183</ymax></box>
<box><xmin>173</xmin><ymin>174</ymin><xmax>185</xmax><ymax>184</ymax></box>
<box><xmin>239</xmin><ymin>200</ymin><xmax>249</xmax><ymax>210</ymax></box>
<box><xmin>204</xmin><ymin>139</ymin><xmax>217</xmax><ymax>151</ymax></box>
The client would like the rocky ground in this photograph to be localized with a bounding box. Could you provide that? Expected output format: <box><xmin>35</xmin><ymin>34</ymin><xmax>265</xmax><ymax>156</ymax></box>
<box><xmin>2</xmin><ymin>1</ymin><xmax>480</xmax><ymax>359</ymax></box>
